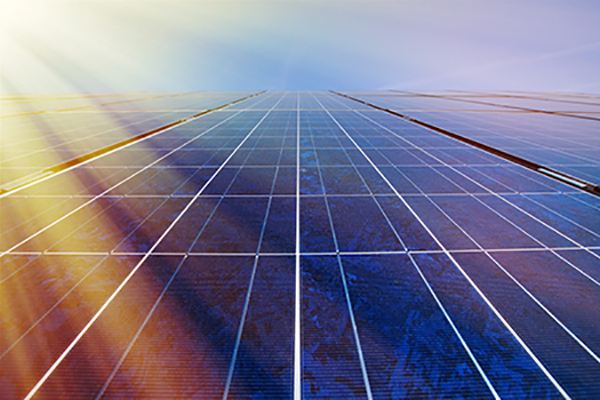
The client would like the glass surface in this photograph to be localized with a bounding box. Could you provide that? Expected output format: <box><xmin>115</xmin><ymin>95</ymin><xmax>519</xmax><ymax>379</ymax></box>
<box><xmin>1</xmin><ymin>91</ymin><xmax>599</xmax><ymax>399</ymax></box>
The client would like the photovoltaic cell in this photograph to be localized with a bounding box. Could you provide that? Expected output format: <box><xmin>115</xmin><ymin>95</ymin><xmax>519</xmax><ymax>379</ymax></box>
<box><xmin>0</xmin><ymin>90</ymin><xmax>599</xmax><ymax>399</ymax></box>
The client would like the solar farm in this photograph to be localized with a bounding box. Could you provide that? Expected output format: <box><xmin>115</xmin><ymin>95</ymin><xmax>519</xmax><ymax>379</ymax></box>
<box><xmin>1</xmin><ymin>91</ymin><xmax>599</xmax><ymax>399</ymax></box>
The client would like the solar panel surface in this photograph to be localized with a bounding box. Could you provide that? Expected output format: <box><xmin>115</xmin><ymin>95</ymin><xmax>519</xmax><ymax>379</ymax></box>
<box><xmin>1</xmin><ymin>91</ymin><xmax>599</xmax><ymax>399</ymax></box>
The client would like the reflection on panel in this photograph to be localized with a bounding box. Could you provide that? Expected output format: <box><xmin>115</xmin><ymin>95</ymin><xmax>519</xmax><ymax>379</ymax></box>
<box><xmin>1</xmin><ymin>91</ymin><xmax>599</xmax><ymax>399</ymax></box>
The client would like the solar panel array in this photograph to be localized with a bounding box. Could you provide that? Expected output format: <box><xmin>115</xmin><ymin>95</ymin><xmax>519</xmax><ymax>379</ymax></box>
<box><xmin>1</xmin><ymin>91</ymin><xmax>599</xmax><ymax>399</ymax></box>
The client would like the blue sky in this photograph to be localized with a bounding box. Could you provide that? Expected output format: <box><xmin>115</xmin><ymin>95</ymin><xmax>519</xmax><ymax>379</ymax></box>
<box><xmin>1</xmin><ymin>0</ymin><xmax>599</xmax><ymax>93</ymax></box>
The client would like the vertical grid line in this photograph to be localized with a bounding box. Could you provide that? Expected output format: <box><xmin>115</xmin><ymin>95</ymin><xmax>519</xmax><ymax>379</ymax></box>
<box><xmin>294</xmin><ymin>92</ymin><xmax>302</xmax><ymax>400</ymax></box>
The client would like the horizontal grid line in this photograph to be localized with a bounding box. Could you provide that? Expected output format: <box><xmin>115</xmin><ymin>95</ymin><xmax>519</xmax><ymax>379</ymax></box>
<box><xmin>3</xmin><ymin>245</ymin><xmax>598</xmax><ymax>258</ymax></box>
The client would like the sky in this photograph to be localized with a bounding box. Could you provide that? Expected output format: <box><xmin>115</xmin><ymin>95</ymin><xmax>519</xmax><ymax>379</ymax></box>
<box><xmin>1</xmin><ymin>0</ymin><xmax>599</xmax><ymax>94</ymax></box>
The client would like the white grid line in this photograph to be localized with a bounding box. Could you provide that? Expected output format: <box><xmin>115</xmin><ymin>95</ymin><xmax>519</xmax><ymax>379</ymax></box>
<box><xmin>294</xmin><ymin>93</ymin><xmax>302</xmax><ymax>400</ymax></box>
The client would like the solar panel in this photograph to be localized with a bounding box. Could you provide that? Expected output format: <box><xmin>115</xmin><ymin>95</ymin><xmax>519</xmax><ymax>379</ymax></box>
<box><xmin>1</xmin><ymin>91</ymin><xmax>599</xmax><ymax>398</ymax></box>
<box><xmin>343</xmin><ymin>91</ymin><xmax>600</xmax><ymax>189</ymax></box>
<box><xmin>0</xmin><ymin>92</ymin><xmax>257</xmax><ymax>188</ymax></box>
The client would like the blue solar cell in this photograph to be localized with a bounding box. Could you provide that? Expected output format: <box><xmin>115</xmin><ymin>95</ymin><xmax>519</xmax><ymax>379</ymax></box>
<box><xmin>279</xmin><ymin>149</ymin><xmax>297</xmax><ymax>166</ymax></box>
<box><xmin>355</xmin><ymin>166</ymin><xmax>394</xmax><ymax>194</ymax></box>
<box><xmin>426</xmin><ymin>147</ymin><xmax>503</xmax><ymax>165</ymax></box>
<box><xmin>173</xmin><ymin>167</ymin><xmax>218</xmax><ymax>195</ymax></box>
<box><xmin>272</xmin><ymin>167</ymin><xmax>296</xmax><ymax>195</ymax></box>
<box><xmin>404</xmin><ymin>196</ymin><xmax>479</xmax><ymax>251</ymax></box>
<box><xmin>379</xmin><ymin>148</ymin><xmax>427</xmax><ymax>165</ymax></box>
<box><xmin>477</xmin><ymin>195</ymin><xmax>576</xmax><ymax>248</ymax></box>
<box><xmin>300</xmin><ymin>197</ymin><xmax>336</xmax><ymax>253</ymax></box>
<box><xmin>451</xmin><ymin>166</ymin><xmax>516</xmax><ymax>193</ymax></box>
<box><xmin>228</xmin><ymin>167</ymin><xmax>277</xmax><ymax>195</ymax></box>
<box><xmin>479</xmin><ymin>166</ymin><xmax>563</xmax><ymax>193</ymax></box>
<box><xmin>432</xmin><ymin>195</ymin><xmax>544</xmax><ymax>250</ymax></box>
<box><xmin>400</xmin><ymin>166</ymin><xmax>468</xmax><ymax>194</ymax></box>
<box><xmin>328</xmin><ymin>196</ymin><xmax>404</xmax><ymax>252</ymax></box>
<box><xmin>299</xmin><ymin>149</ymin><xmax>318</xmax><ymax>166</ymax></box>
<box><xmin>377</xmin><ymin>166</ymin><xmax>420</xmax><ymax>194</ymax></box>
<box><xmin>156</xmin><ymin>198</ymin><xmax>220</xmax><ymax>253</ymax></box>
<box><xmin>301</xmin><ymin>256</ymin><xmax>370</xmax><ymax>398</ymax></box>
<box><xmin>345</xmin><ymin>149</ymin><xmax>372</xmax><ymax>166</ymax></box>
<box><xmin>164</xmin><ymin>149</ymin><xmax>217</xmax><ymax>166</ymax></box>
<box><xmin>191</xmin><ymin>197</ymin><xmax>269</xmax><ymax>253</ymax></box>
<box><xmin>312</xmin><ymin>136</ymin><xmax>341</xmax><ymax>147</ymax></box>
<box><xmin>316</xmin><ymin>149</ymin><xmax>352</xmax><ymax>165</ymax></box>
<box><xmin>300</xmin><ymin>167</ymin><xmax>325</xmax><ymax>195</ymax></box>
<box><xmin>492</xmin><ymin>251</ymin><xmax>600</xmax><ymax>354</ymax></box>
<box><xmin>321</xmin><ymin>167</ymin><xmax>370</xmax><ymax>195</ymax></box>
<box><xmin>432</xmin><ymin>167</ymin><xmax>489</xmax><ymax>194</ymax></box>
<box><xmin>261</xmin><ymin>198</ymin><xmax>296</xmax><ymax>253</ymax></box>
<box><xmin>113</xmin><ymin>199</ymin><xmax>189</xmax><ymax>252</ymax></box>
<box><xmin>360</xmin><ymin>148</ymin><xmax>394</xmax><ymax>166</ymax></box>
<box><xmin>571</xmin><ymin>193</ymin><xmax>600</xmax><ymax>209</ymax></box>
<box><xmin>245</xmin><ymin>148</ymin><xmax>283</xmax><ymax>165</ymax></box>
<box><xmin>556</xmin><ymin>250</ymin><xmax>600</xmax><ymax>282</ymax></box>
<box><xmin>203</xmin><ymin>167</ymin><xmax>239</xmax><ymax>195</ymax></box>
